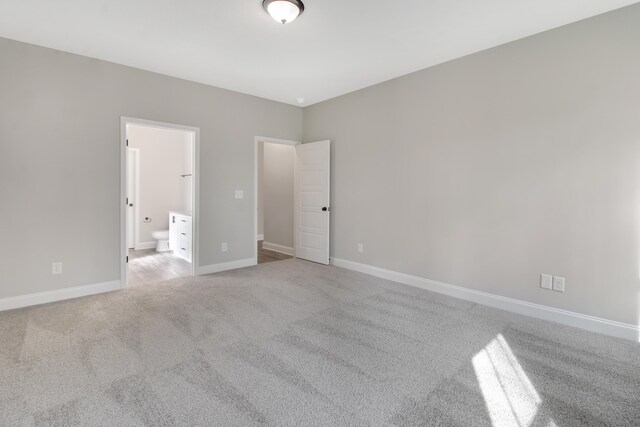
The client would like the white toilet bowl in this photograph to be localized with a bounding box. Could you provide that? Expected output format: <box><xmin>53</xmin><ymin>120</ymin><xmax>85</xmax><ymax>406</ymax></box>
<box><xmin>151</xmin><ymin>230</ymin><xmax>170</xmax><ymax>252</ymax></box>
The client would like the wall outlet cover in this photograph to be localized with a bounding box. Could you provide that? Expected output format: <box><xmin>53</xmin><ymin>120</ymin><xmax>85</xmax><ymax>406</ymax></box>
<box><xmin>357</xmin><ymin>243</ymin><xmax>364</xmax><ymax>253</ymax></box>
<box><xmin>221</xmin><ymin>242</ymin><xmax>228</xmax><ymax>252</ymax></box>
<box><xmin>553</xmin><ymin>276</ymin><xmax>565</xmax><ymax>292</ymax></box>
<box><xmin>235</xmin><ymin>190</ymin><xmax>243</xmax><ymax>199</ymax></box>
<box><xmin>540</xmin><ymin>274</ymin><xmax>553</xmax><ymax>290</ymax></box>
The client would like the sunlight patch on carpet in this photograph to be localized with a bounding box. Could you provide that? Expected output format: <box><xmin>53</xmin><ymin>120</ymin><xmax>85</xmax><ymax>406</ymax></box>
<box><xmin>473</xmin><ymin>334</ymin><xmax>556</xmax><ymax>427</ymax></box>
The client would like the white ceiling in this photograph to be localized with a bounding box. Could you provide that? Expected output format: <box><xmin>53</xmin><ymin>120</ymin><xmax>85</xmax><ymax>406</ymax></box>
<box><xmin>0</xmin><ymin>0</ymin><xmax>637</xmax><ymax>106</ymax></box>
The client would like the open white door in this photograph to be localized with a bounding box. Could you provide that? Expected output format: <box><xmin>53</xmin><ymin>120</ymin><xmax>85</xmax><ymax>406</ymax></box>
<box><xmin>126</xmin><ymin>148</ymin><xmax>139</xmax><ymax>250</ymax></box>
<box><xmin>295</xmin><ymin>140</ymin><xmax>330</xmax><ymax>265</ymax></box>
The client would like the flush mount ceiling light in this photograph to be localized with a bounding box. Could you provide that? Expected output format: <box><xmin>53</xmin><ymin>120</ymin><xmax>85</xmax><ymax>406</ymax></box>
<box><xmin>263</xmin><ymin>0</ymin><xmax>305</xmax><ymax>24</ymax></box>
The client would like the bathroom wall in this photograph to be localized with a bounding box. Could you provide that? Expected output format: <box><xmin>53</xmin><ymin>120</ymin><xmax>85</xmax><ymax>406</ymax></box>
<box><xmin>128</xmin><ymin>124</ymin><xmax>191</xmax><ymax>247</ymax></box>
<box><xmin>181</xmin><ymin>134</ymin><xmax>193</xmax><ymax>215</ymax></box>
<box><xmin>262</xmin><ymin>142</ymin><xmax>295</xmax><ymax>250</ymax></box>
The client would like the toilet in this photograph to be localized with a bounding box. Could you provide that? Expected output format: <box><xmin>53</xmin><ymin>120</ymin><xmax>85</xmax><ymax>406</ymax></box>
<box><xmin>151</xmin><ymin>230</ymin><xmax>170</xmax><ymax>252</ymax></box>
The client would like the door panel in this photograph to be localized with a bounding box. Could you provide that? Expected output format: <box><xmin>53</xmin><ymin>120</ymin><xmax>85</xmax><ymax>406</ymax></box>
<box><xmin>126</xmin><ymin>148</ymin><xmax>138</xmax><ymax>250</ymax></box>
<box><xmin>295</xmin><ymin>140</ymin><xmax>330</xmax><ymax>264</ymax></box>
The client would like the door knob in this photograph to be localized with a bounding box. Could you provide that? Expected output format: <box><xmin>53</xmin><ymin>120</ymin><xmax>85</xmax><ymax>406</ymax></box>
<box><xmin>322</xmin><ymin>207</ymin><xmax>330</xmax><ymax>212</ymax></box>
<box><xmin>128</xmin><ymin>203</ymin><xmax>134</xmax><ymax>207</ymax></box>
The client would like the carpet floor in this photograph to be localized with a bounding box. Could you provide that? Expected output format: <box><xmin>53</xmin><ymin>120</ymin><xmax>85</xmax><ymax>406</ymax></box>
<box><xmin>0</xmin><ymin>259</ymin><xmax>638</xmax><ymax>426</ymax></box>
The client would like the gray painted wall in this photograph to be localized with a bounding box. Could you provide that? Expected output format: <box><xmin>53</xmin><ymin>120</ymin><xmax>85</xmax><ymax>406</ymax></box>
<box><xmin>303</xmin><ymin>5</ymin><xmax>640</xmax><ymax>326</ymax></box>
<box><xmin>263</xmin><ymin>142</ymin><xmax>295</xmax><ymax>249</ymax></box>
<box><xmin>1</xmin><ymin>5</ymin><xmax>639</xmax><ymax>328</ymax></box>
<box><xmin>0</xmin><ymin>38</ymin><xmax>301</xmax><ymax>298</ymax></box>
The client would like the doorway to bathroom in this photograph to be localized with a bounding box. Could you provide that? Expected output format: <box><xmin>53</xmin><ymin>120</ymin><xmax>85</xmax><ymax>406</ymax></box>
<box><xmin>120</xmin><ymin>117</ymin><xmax>199</xmax><ymax>287</ymax></box>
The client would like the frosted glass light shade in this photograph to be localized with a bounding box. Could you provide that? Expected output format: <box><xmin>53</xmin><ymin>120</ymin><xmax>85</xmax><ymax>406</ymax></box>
<box><xmin>263</xmin><ymin>0</ymin><xmax>304</xmax><ymax>24</ymax></box>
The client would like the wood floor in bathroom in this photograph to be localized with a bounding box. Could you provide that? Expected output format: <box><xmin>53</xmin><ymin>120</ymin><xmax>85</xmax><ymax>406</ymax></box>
<box><xmin>127</xmin><ymin>242</ymin><xmax>292</xmax><ymax>286</ymax></box>
<box><xmin>127</xmin><ymin>249</ymin><xmax>192</xmax><ymax>287</ymax></box>
<box><xmin>257</xmin><ymin>240</ymin><xmax>293</xmax><ymax>264</ymax></box>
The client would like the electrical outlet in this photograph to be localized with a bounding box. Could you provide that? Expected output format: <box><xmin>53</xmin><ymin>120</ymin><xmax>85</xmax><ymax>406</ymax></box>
<box><xmin>540</xmin><ymin>274</ymin><xmax>553</xmax><ymax>290</ymax></box>
<box><xmin>235</xmin><ymin>190</ymin><xmax>243</xmax><ymax>199</ymax></box>
<box><xmin>357</xmin><ymin>243</ymin><xmax>364</xmax><ymax>253</ymax></box>
<box><xmin>553</xmin><ymin>276</ymin><xmax>565</xmax><ymax>292</ymax></box>
<box><xmin>52</xmin><ymin>262</ymin><xmax>63</xmax><ymax>275</ymax></box>
<box><xmin>221</xmin><ymin>242</ymin><xmax>228</xmax><ymax>252</ymax></box>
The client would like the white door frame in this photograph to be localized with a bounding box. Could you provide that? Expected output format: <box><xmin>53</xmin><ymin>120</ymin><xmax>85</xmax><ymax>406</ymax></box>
<box><xmin>120</xmin><ymin>117</ymin><xmax>200</xmax><ymax>288</ymax></box>
<box><xmin>254</xmin><ymin>136</ymin><xmax>300</xmax><ymax>264</ymax></box>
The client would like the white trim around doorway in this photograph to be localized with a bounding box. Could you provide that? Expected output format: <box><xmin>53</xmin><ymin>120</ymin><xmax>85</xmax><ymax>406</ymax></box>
<box><xmin>120</xmin><ymin>117</ymin><xmax>200</xmax><ymax>288</ymax></box>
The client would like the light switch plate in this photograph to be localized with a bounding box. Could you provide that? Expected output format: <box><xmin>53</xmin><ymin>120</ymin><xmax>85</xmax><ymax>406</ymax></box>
<box><xmin>540</xmin><ymin>274</ymin><xmax>553</xmax><ymax>290</ymax></box>
<box><xmin>52</xmin><ymin>262</ymin><xmax>63</xmax><ymax>275</ymax></box>
<box><xmin>235</xmin><ymin>190</ymin><xmax>243</xmax><ymax>199</ymax></box>
<box><xmin>552</xmin><ymin>276</ymin><xmax>565</xmax><ymax>292</ymax></box>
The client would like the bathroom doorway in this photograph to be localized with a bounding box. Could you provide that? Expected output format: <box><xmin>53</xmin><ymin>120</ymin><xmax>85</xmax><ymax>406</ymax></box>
<box><xmin>120</xmin><ymin>117</ymin><xmax>199</xmax><ymax>287</ymax></box>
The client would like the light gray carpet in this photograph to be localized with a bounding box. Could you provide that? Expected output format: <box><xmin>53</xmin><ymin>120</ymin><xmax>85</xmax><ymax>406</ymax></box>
<box><xmin>0</xmin><ymin>259</ymin><xmax>638</xmax><ymax>426</ymax></box>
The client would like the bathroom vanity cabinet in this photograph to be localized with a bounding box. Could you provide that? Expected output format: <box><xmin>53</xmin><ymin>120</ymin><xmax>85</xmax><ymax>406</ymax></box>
<box><xmin>169</xmin><ymin>212</ymin><xmax>192</xmax><ymax>263</ymax></box>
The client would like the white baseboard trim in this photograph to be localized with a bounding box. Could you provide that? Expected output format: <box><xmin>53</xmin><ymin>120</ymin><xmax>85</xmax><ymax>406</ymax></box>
<box><xmin>330</xmin><ymin>258</ymin><xmax>640</xmax><ymax>342</ymax></box>
<box><xmin>134</xmin><ymin>241</ymin><xmax>156</xmax><ymax>250</ymax></box>
<box><xmin>0</xmin><ymin>280</ymin><xmax>122</xmax><ymax>312</ymax></box>
<box><xmin>257</xmin><ymin>234</ymin><xmax>264</xmax><ymax>241</ymax></box>
<box><xmin>197</xmin><ymin>258</ymin><xmax>256</xmax><ymax>276</ymax></box>
<box><xmin>262</xmin><ymin>242</ymin><xmax>294</xmax><ymax>256</ymax></box>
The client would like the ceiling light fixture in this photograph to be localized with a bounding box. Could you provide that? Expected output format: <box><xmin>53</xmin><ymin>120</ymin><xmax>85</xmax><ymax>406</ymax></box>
<box><xmin>263</xmin><ymin>0</ymin><xmax>305</xmax><ymax>24</ymax></box>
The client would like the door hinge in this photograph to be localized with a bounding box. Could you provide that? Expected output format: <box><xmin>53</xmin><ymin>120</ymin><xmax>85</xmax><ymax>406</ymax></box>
<box><xmin>126</xmin><ymin>256</ymin><xmax>129</xmax><ymax>263</ymax></box>
<box><xmin>126</xmin><ymin>139</ymin><xmax>129</xmax><ymax>147</ymax></box>
<box><xmin>126</xmin><ymin>197</ymin><xmax>129</xmax><ymax>205</ymax></box>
